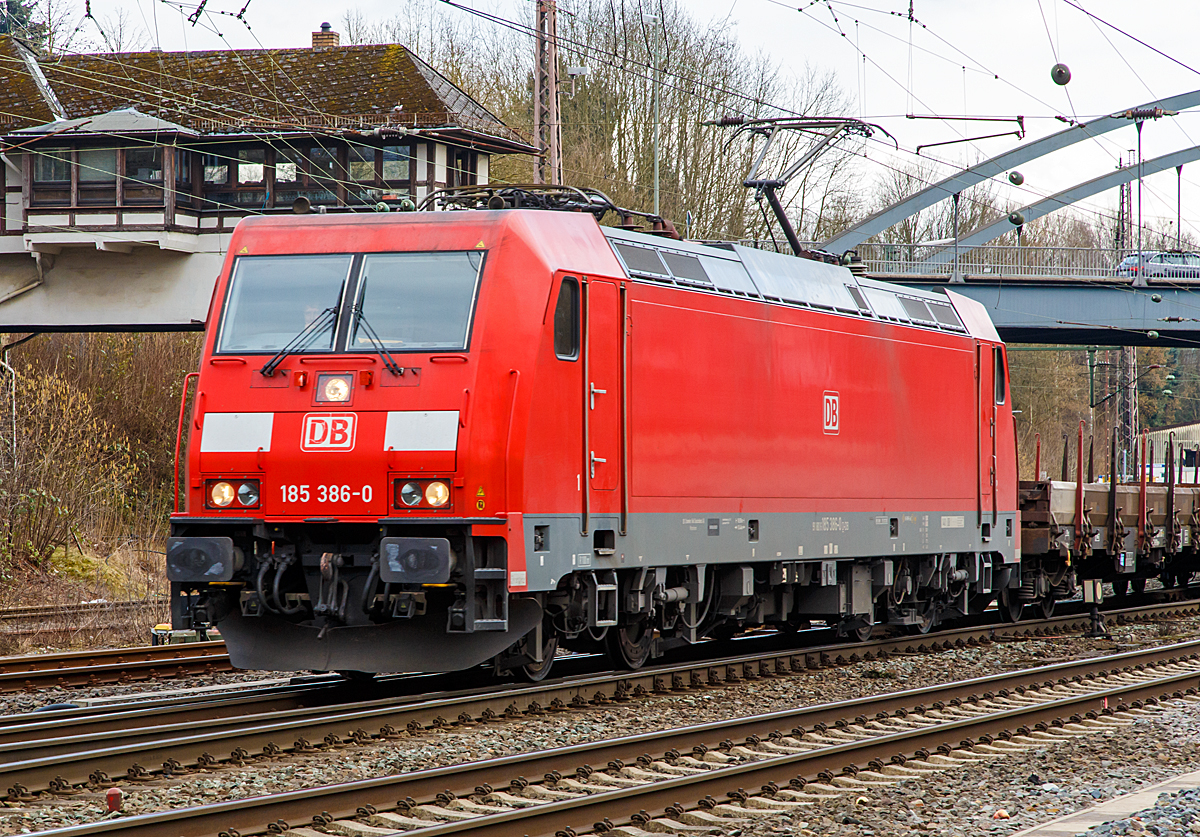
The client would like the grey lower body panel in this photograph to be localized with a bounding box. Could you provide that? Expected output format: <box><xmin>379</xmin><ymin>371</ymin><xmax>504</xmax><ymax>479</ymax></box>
<box><xmin>520</xmin><ymin>509</ymin><xmax>1018</xmax><ymax>592</ymax></box>
<box><xmin>217</xmin><ymin>598</ymin><xmax>542</xmax><ymax>673</ymax></box>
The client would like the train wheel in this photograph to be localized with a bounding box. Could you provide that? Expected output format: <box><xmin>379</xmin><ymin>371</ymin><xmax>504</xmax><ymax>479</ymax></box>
<box><xmin>1131</xmin><ymin>578</ymin><xmax>1147</xmax><ymax>594</ymax></box>
<box><xmin>1038</xmin><ymin>597</ymin><xmax>1055</xmax><ymax>619</ymax></box>
<box><xmin>908</xmin><ymin>603</ymin><xmax>935</xmax><ymax>635</ymax></box>
<box><xmin>1113</xmin><ymin>578</ymin><xmax>1129</xmax><ymax>597</ymax></box>
<box><xmin>516</xmin><ymin>635</ymin><xmax>558</xmax><ymax>683</ymax></box>
<box><xmin>997</xmin><ymin>589</ymin><xmax>1023</xmax><ymax>623</ymax></box>
<box><xmin>606</xmin><ymin>618</ymin><xmax>654</xmax><ymax>670</ymax></box>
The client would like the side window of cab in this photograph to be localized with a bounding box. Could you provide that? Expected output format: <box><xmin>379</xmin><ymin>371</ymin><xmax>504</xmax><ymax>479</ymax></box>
<box><xmin>554</xmin><ymin>277</ymin><xmax>579</xmax><ymax>360</ymax></box>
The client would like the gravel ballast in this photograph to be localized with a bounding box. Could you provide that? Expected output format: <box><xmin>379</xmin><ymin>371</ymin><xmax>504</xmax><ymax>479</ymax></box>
<box><xmin>1080</xmin><ymin>786</ymin><xmax>1200</xmax><ymax>837</ymax></box>
<box><xmin>0</xmin><ymin>614</ymin><xmax>1195</xmax><ymax>834</ymax></box>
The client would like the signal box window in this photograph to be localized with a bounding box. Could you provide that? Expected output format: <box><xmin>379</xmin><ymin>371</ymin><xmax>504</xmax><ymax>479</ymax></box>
<box><xmin>351</xmin><ymin>251</ymin><xmax>484</xmax><ymax>351</ymax></box>
<box><xmin>553</xmin><ymin>277</ymin><xmax>579</xmax><ymax>360</ymax></box>
<box><xmin>306</xmin><ymin>146</ymin><xmax>344</xmax><ymax>205</ymax></box>
<box><xmin>217</xmin><ymin>254</ymin><xmax>352</xmax><ymax>353</ymax></box>
<box><xmin>31</xmin><ymin>148</ymin><xmax>71</xmax><ymax>205</ymax></box>
<box><xmin>77</xmin><ymin>147</ymin><xmax>117</xmax><ymax>205</ymax></box>
<box><xmin>203</xmin><ymin>152</ymin><xmax>229</xmax><ymax>185</ymax></box>
<box><xmin>124</xmin><ymin>147</ymin><xmax>164</xmax><ymax>205</ymax></box>
<box><xmin>382</xmin><ymin>145</ymin><xmax>411</xmax><ymax>185</ymax></box>
<box><xmin>174</xmin><ymin>149</ymin><xmax>193</xmax><ymax>206</ymax></box>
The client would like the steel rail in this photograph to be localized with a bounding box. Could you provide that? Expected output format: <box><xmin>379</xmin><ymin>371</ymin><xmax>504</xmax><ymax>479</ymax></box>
<box><xmin>0</xmin><ymin>584</ymin><xmax>1185</xmax><ymax>696</ymax></box>
<box><xmin>0</xmin><ymin>642</ymin><xmax>229</xmax><ymax>691</ymax></box>
<box><xmin>25</xmin><ymin>641</ymin><xmax>1200</xmax><ymax>837</ymax></box>
<box><xmin>0</xmin><ymin>600</ymin><xmax>163</xmax><ymax>624</ymax></box>
<box><xmin>3</xmin><ymin>607</ymin><xmax>1197</xmax><ymax>798</ymax></box>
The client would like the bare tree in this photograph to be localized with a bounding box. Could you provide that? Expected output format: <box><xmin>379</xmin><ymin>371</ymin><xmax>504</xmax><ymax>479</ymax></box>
<box><xmin>343</xmin><ymin>0</ymin><xmax>859</xmax><ymax>242</ymax></box>
<box><xmin>95</xmin><ymin>5</ymin><xmax>149</xmax><ymax>52</ymax></box>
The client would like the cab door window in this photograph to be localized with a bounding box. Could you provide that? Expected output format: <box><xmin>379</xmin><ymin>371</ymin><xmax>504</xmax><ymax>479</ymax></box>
<box><xmin>553</xmin><ymin>277</ymin><xmax>579</xmax><ymax>360</ymax></box>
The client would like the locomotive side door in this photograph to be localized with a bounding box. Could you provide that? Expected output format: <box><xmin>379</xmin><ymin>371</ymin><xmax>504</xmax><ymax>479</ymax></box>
<box><xmin>977</xmin><ymin>342</ymin><xmax>996</xmax><ymax>531</ymax></box>
<box><xmin>586</xmin><ymin>280</ymin><xmax>622</xmax><ymax>509</ymax></box>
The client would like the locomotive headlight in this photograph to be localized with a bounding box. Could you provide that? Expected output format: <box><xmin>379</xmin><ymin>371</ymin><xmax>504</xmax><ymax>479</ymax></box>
<box><xmin>209</xmin><ymin>481</ymin><xmax>235</xmax><ymax>507</ymax></box>
<box><xmin>315</xmin><ymin>373</ymin><xmax>353</xmax><ymax>404</ymax></box>
<box><xmin>237</xmin><ymin>480</ymin><xmax>260</xmax><ymax>507</ymax></box>
<box><xmin>399</xmin><ymin>481</ymin><xmax>422</xmax><ymax>507</ymax></box>
<box><xmin>425</xmin><ymin>481</ymin><xmax>450</xmax><ymax>507</ymax></box>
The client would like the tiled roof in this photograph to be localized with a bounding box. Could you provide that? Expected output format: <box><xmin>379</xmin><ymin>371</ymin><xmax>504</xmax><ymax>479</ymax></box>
<box><xmin>0</xmin><ymin>36</ymin><xmax>530</xmax><ymax>150</ymax></box>
<box><xmin>0</xmin><ymin>38</ymin><xmax>57</xmax><ymax>129</ymax></box>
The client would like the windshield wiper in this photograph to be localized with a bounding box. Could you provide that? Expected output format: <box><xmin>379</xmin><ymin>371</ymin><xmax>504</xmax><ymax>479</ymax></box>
<box><xmin>260</xmin><ymin>306</ymin><xmax>338</xmax><ymax>377</ymax></box>
<box><xmin>352</xmin><ymin>306</ymin><xmax>405</xmax><ymax>376</ymax></box>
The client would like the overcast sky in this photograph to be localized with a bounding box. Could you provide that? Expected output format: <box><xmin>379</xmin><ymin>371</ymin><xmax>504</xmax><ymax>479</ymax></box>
<box><xmin>107</xmin><ymin>0</ymin><xmax>1200</xmax><ymax>239</ymax></box>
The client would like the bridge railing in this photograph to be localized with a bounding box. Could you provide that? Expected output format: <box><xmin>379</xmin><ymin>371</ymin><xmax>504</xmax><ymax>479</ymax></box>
<box><xmin>854</xmin><ymin>243</ymin><xmax>1131</xmax><ymax>280</ymax></box>
<box><xmin>706</xmin><ymin>238</ymin><xmax>1139</xmax><ymax>280</ymax></box>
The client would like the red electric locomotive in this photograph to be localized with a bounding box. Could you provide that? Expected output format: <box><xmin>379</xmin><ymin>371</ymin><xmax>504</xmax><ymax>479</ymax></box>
<box><xmin>168</xmin><ymin>192</ymin><xmax>1052</xmax><ymax>678</ymax></box>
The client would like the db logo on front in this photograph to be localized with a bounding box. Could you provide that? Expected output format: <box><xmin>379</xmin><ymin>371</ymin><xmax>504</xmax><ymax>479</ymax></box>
<box><xmin>823</xmin><ymin>392</ymin><xmax>839</xmax><ymax>435</ymax></box>
<box><xmin>301</xmin><ymin>413</ymin><xmax>357</xmax><ymax>451</ymax></box>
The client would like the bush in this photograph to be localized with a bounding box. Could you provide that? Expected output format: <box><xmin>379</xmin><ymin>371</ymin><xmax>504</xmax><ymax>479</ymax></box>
<box><xmin>0</xmin><ymin>333</ymin><xmax>200</xmax><ymax>590</ymax></box>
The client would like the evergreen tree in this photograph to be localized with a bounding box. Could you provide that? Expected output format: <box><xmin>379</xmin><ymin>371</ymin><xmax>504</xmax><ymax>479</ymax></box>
<box><xmin>0</xmin><ymin>0</ymin><xmax>45</xmax><ymax>48</ymax></box>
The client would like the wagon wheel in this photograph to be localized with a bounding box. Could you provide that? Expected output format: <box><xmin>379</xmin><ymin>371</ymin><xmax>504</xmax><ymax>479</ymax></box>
<box><xmin>515</xmin><ymin>634</ymin><xmax>559</xmax><ymax>683</ymax></box>
<box><xmin>1112</xmin><ymin>578</ymin><xmax>1129</xmax><ymax>597</ymax></box>
<box><xmin>1131</xmin><ymin>578</ymin><xmax>1147</xmax><ymax>594</ymax></box>
<box><xmin>1038</xmin><ymin>597</ymin><xmax>1055</xmax><ymax>619</ymax></box>
<box><xmin>606</xmin><ymin>617</ymin><xmax>654</xmax><ymax>670</ymax></box>
<box><xmin>997</xmin><ymin>589</ymin><xmax>1023</xmax><ymax>623</ymax></box>
<box><xmin>907</xmin><ymin>602</ymin><xmax>936</xmax><ymax>635</ymax></box>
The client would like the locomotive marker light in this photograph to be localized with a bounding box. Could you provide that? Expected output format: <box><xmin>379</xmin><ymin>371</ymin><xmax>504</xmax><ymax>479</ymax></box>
<box><xmin>315</xmin><ymin>373</ymin><xmax>353</xmax><ymax>403</ymax></box>
<box><xmin>209</xmin><ymin>481</ymin><xmax>235</xmax><ymax>507</ymax></box>
<box><xmin>236</xmin><ymin>481</ymin><xmax>260</xmax><ymax>507</ymax></box>
<box><xmin>206</xmin><ymin>479</ymin><xmax>260</xmax><ymax>508</ymax></box>
<box><xmin>425</xmin><ymin>481</ymin><xmax>451</xmax><ymax>507</ymax></box>
<box><xmin>399</xmin><ymin>482</ymin><xmax>423</xmax><ymax>506</ymax></box>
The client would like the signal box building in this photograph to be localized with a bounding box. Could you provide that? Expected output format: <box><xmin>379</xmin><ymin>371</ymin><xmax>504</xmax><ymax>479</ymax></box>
<box><xmin>0</xmin><ymin>28</ymin><xmax>533</xmax><ymax>329</ymax></box>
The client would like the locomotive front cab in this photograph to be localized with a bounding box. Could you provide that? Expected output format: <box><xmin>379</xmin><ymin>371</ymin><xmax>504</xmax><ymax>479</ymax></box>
<box><xmin>167</xmin><ymin>217</ymin><xmax>543</xmax><ymax>674</ymax></box>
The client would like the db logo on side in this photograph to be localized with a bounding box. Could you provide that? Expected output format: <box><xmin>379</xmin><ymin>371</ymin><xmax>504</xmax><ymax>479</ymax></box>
<box><xmin>301</xmin><ymin>413</ymin><xmax>357</xmax><ymax>451</ymax></box>
<box><xmin>823</xmin><ymin>392</ymin><xmax>839</xmax><ymax>435</ymax></box>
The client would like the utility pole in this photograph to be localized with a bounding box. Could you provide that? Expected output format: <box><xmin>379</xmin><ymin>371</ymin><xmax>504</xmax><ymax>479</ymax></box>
<box><xmin>532</xmin><ymin>0</ymin><xmax>562</xmax><ymax>184</ymax></box>
<box><xmin>1117</xmin><ymin>346</ymin><xmax>1138</xmax><ymax>479</ymax></box>
<box><xmin>1136</xmin><ymin>121</ymin><xmax>1144</xmax><ymax>283</ymax></box>
<box><xmin>1116</xmin><ymin>155</ymin><xmax>1131</xmax><ymax>254</ymax></box>
<box><xmin>1178</xmin><ymin>164</ymin><xmax>1184</xmax><ymax>250</ymax></box>
<box><xmin>1119</xmin><ymin>107</ymin><xmax>1178</xmax><ymax>284</ymax></box>
<box><xmin>649</xmin><ymin>13</ymin><xmax>661</xmax><ymax>216</ymax></box>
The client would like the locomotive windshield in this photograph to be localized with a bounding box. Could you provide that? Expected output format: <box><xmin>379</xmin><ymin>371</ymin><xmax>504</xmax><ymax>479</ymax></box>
<box><xmin>350</xmin><ymin>251</ymin><xmax>483</xmax><ymax>351</ymax></box>
<box><xmin>215</xmin><ymin>251</ymin><xmax>483</xmax><ymax>355</ymax></box>
<box><xmin>217</xmin><ymin>255</ymin><xmax>352</xmax><ymax>353</ymax></box>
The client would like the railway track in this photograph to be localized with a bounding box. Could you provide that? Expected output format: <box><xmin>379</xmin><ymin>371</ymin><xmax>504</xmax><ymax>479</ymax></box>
<box><xmin>2</xmin><ymin>597</ymin><xmax>1196</xmax><ymax>802</ymax></box>
<box><xmin>0</xmin><ymin>641</ymin><xmax>230</xmax><ymax>692</ymax></box>
<box><xmin>0</xmin><ymin>601</ymin><xmax>164</xmax><ymax>625</ymax></box>
<box><xmin>0</xmin><ymin>585</ymin><xmax>1182</xmax><ymax>696</ymax></box>
<box><xmin>25</xmin><ymin>628</ymin><xmax>1200</xmax><ymax>837</ymax></box>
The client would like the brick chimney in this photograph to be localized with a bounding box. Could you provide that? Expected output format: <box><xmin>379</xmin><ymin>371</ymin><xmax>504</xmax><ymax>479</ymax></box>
<box><xmin>312</xmin><ymin>22</ymin><xmax>340</xmax><ymax>49</ymax></box>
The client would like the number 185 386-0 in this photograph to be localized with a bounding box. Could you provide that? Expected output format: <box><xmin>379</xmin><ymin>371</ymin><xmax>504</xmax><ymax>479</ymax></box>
<box><xmin>280</xmin><ymin>484</ymin><xmax>373</xmax><ymax>503</ymax></box>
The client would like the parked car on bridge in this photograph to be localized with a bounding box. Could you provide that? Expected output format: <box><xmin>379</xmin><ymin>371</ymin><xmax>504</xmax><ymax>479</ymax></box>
<box><xmin>1116</xmin><ymin>251</ymin><xmax>1200</xmax><ymax>279</ymax></box>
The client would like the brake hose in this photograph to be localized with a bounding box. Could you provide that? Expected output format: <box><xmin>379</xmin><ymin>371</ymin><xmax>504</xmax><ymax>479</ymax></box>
<box><xmin>273</xmin><ymin>560</ymin><xmax>305</xmax><ymax>615</ymax></box>
<box><xmin>256</xmin><ymin>560</ymin><xmax>279</xmax><ymax>615</ymax></box>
